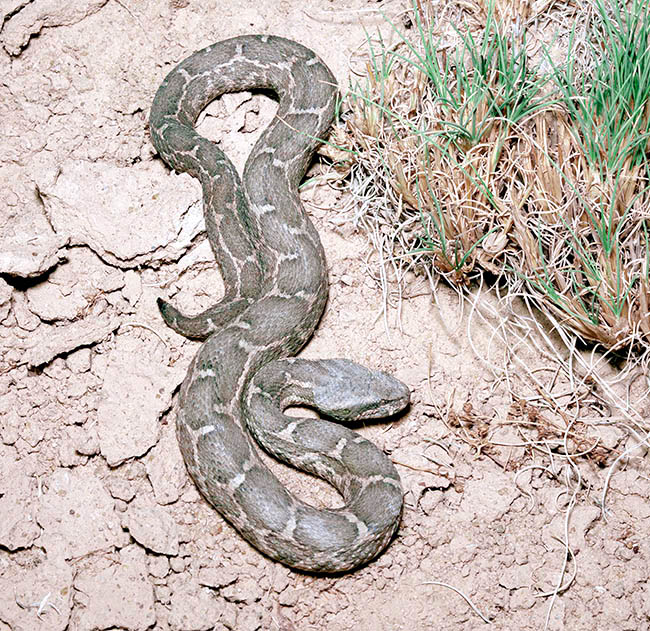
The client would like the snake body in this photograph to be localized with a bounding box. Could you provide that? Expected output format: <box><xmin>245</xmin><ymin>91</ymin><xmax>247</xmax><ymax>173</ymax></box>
<box><xmin>149</xmin><ymin>35</ymin><xmax>410</xmax><ymax>572</ymax></box>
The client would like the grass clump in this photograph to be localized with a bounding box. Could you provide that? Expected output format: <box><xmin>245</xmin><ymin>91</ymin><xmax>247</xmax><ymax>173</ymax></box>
<box><xmin>512</xmin><ymin>0</ymin><xmax>650</xmax><ymax>350</ymax></box>
<box><xmin>338</xmin><ymin>0</ymin><xmax>650</xmax><ymax>354</ymax></box>
<box><xmin>344</xmin><ymin>1</ymin><xmax>552</xmax><ymax>283</ymax></box>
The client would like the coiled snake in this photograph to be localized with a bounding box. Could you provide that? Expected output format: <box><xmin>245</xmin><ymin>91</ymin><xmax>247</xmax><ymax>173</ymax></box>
<box><xmin>149</xmin><ymin>35</ymin><xmax>410</xmax><ymax>572</ymax></box>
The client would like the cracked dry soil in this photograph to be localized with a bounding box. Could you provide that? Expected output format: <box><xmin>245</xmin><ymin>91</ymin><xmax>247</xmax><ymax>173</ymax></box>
<box><xmin>1</xmin><ymin>1</ymin><xmax>649</xmax><ymax>630</ymax></box>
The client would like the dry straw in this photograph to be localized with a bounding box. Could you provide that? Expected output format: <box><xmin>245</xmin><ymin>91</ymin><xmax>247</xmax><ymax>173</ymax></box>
<box><xmin>338</xmin><ymin>0</ymin><xmax>650</xmax><ymax>351</ymax></box>
<box><xmin>332</xmin><ymin>0</ymin><xmax>650</xmax><ymax>397</ymax></box>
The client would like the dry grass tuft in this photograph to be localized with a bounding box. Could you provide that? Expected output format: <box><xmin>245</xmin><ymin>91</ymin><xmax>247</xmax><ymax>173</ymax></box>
<box><xmin>337</xmin><ymin>0</ymin><xmax>650</xmax><ymax>352</ymax></box>
<box><xmin>332</xmin><ymin>0</ymin><xmax>650</xmax><ymax>385</ymax></box>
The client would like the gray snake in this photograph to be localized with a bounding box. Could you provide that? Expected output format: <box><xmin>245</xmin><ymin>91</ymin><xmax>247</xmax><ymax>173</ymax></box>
<box><xmin>149</xmin><ymin>35</ymin><xmax>410</xmax><ymax>573</ymax></box>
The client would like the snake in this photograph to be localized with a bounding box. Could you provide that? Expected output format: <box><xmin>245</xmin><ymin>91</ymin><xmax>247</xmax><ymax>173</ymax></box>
<box><xmin>149</xmin><ymin>34</ymin><xmax>410</xmax><ymax>573</ymax></box>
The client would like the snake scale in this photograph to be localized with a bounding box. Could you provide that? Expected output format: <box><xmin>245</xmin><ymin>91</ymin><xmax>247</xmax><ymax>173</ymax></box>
<box><xmin>149</xmin><ymin>34</ymin><xmax>410</xmax><ymax>572</ymax></box>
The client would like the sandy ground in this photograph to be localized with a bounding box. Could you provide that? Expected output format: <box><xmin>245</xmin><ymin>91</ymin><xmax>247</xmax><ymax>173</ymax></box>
<box><xmin>1</xmin><ymin>0</ymin><xmax>649</xmax><ymax>629</ymax></box>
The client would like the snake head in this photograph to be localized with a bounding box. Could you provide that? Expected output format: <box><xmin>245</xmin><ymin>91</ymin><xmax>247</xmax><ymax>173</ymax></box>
<box><xmin>312</xmin><ymin>359</ymin><xmax>410</xmax><ymax>422</ymax></box>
